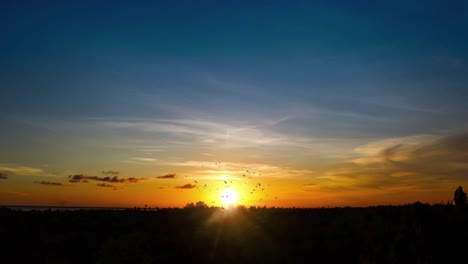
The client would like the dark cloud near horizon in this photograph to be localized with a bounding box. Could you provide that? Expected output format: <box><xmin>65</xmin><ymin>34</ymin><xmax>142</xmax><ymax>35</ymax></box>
<box><xmin>0</xmin><ymin>173</ymin><xmax>8</xmax><ymax>179</ymax></box>
<box><xmin>34</xmin><ymin>181</ymin><xmax>65</xmax><ymax>186</ymax></box>
<box><xmin>69</xmin><ymin>174</ymin><xmax>145</xmax><ymax>183</ymax></box>
<box><xmin>156</xmin><ymin>173</ymin><xmax>177</xmax><ymax>179</ymax></box>
<box><xmin>96</xmin><ymin>183</ymin><xmax>116</xmax><ymax>189</ymax></box>
<box><xmin>175</xmin><ymin>183</ymin><xmax>196</xmax><ymax>189</ymax></box>
<box><xmin>102</xmin><ymin>170</ymin><xmax>119</xmax><ymax>175</ymax></box>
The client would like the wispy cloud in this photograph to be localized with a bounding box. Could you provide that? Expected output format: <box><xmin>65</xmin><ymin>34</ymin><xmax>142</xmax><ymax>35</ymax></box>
<box><xmin>102</xmin><ymin>170</ymin><xmax>119</xmax><ymax>175</ymax></box>
<box><xmin>162</xmin><ymin>160</ymin><xmax>315</xmax><ymax>179</ymax></box>
<box><xmin>175</xmin><ymin>183</ymin><xmax>196</xmax><ymax>189</ymax></box>
<box><xmin>34</xmin><ymin>181</ymin><xmax>66</xmax><ymax>186</ymax></box>
<box><xmin>314</xmin><ymin>132</ymin><xmax>468</xmax><ymax>194</ymax></box>
<box><xmin>130</xmin><ymin>157</ymin><xmax>157</xmax><ymax>162</ymax></box>
<box><xmin>101</xmin><ymin>118</ymin><xmax>312</xmax><ymax>149</ymax></box>
<box><xmin>121</xmin><ymin>157</ymin><xmax>158</xmax><ymax>164</ymax></box>
<box><xmin>352</xmin><ymin>134</ymin><xmax>437</xmax><ymax>165</ymax></box>
<box><xmin>155</xmin><ymin>173</ymin><xmax>177</xmax><ymax>179</ymax></box>
<box><xmin>351</xmin><ymin>94</ymin><xmax>441</xmax><ymax>114</ymax></box>
<box><xmin>137</xmin><ymin>148</ymin><xmax>167</xmax><ymax>153</ymax></box>
<box><xmin>0</xmin><ymin>191</ymin><xmax>28</xmax><ymax>198</ymax></box>
<box><xmin>0</xmin><ymin>164</ymin><xmax>55</xmax><ymax>177</ymax></box>
<box><xmin>33</xmin><ymin>116</ymin><xmax>361</xmax><ymax>159</ymax></box>
<box><xmin>69</xmin><ymin>174</ymin><xmax>145</xmax><ymax>183</ymax></box>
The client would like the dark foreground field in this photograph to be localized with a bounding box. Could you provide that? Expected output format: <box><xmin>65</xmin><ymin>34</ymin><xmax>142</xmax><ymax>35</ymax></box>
<box><xmin>1</xmin><ymin>203</ymin><xmax>467</xmax><ymax>263</ymax></box>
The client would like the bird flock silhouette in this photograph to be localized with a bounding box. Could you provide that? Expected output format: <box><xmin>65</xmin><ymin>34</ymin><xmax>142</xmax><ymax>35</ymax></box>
<box><xmin>181</xmin><ymin>161</ymin><xmax>278</xmax><ymax>207</ymax></box>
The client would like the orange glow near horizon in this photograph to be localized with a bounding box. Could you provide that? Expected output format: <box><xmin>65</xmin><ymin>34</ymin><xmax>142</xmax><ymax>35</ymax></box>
<box><xmin>1</xmin><ymin>152</ymin><xmax>466</xmax><ymax>209</ymax></box>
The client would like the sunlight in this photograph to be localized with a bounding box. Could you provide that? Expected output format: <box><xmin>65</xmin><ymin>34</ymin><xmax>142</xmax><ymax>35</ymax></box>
<box><xmin>221</xmin><ymin>188</ymin><xmax>238</xmax><ymax>207</ymax></box>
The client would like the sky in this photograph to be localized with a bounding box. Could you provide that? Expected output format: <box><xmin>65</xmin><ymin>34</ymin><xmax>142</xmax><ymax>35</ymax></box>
<box><xmin>1</xmin><ymin>1</ymin><xmax>468</xmax><ymax>208</ymax></box>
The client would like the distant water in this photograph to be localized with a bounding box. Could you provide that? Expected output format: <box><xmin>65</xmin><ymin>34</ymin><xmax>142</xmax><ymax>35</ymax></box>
<box><xmin>2</xmin><ymin>206</ymin><xmax>126</xmax><ymax>211</ymax></box>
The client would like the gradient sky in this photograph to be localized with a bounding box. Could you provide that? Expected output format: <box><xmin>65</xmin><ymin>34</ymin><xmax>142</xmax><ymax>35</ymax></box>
<box><xmin>1</xmin><ymin>1</ymin><xmax>468</xmax><ymax>208</ymax></box>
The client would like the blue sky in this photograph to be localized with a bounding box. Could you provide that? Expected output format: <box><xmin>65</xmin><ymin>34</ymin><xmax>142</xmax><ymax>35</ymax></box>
<box><xmin>1</xmin><ymin>1</ymin><xmax>468</xmax><ymax>207</ymax></box>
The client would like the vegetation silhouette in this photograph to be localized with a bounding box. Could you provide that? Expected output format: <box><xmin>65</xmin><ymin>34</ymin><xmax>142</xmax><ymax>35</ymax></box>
<box><xmin>454</xmin><ymin>186</ymin><xmax>467</xmax><ymax>208</ymax></box>
<box><xmin>1</xmin><ymin>188</ymin><xmax>468</xmax><ymax>263</ymax></box>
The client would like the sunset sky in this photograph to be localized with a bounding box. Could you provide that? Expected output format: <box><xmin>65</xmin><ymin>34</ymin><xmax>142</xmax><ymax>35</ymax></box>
<box><xmin>1</xmin><ymin>1</ymin><xmax>468</xmax><ymax>208</ymax></box>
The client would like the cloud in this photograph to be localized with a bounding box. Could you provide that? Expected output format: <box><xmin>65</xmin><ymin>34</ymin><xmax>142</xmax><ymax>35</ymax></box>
<box><xmin>316</xmin><ymin>132</ymin><xmax>468</xmax><ymax>194</ymax></box>
<box><xmin>121</xmin><ymin>157</ymin><xmax>158</xmax><ymax>164</ymax></box>
<box><xmin>69</xmin><ymin>174</ymin><xmax>145</xmax><ymax>183</ymax></box>
<box><xmin>34</xmin><ymin>181</ymin><xmax>65</xmax><ymax>186</ymax></box>
<box><xmin>162</xmin><ymin>160</ymin><xmax>315</xmax><ymax>179</ymax></box>
<box><xmin>0</xmin><ymin>164</ymin><xmax>55</xmax><ymax>176</ymax></box>
<box><xmin>352</xmin><ymin>134</ymin><xmax>437</xmax><ymax>165</ymax></box>
<box><xmin>102</xmin><ymin>170</ymin><xmax>119</xmax><ymax>175</ymax></box>
<box><xmin>130</xmin><ymin>157</ymin><xmax>157</xmax><ymax>162</ymax></box>
<box><xmin>353</xmin><ymin>133</ymin><xmax>468</xmax><ymax>174</ymax></box>
<box><xmin>0</xmin><ymin>191</ymin><xmax>28</xmax><ymax>198</ymax></box>
<box><xmin>96</xmin><ymin>183</ymin><xmax>116</xmax><ymax>188</ymax></box>
<box><xmin>175</xmin><ymin>183</ymin><xmax>197</xmax><ymax>189</ymax></box>
<box><xmin>137</xmin><ymin>148</ymin><xmax>167</xmax><ymax>153</ymax></box>
<box><xmin>156</xmin><ymin>173</ymin><xmax>177</xmax><ymax>179</ymax></box>
<box><xmin>0</xmin><ymin>173</ymin><xmax>8</xmax><ymax>179</ymax></box>
<box><xmin>58</xmin><ymin>116</ymin><xmax>360</xmax><ymax>160</ymax></box>
<box><xmin>101</xmin><ymin>118</ymin><xmax>310</xmax><ymax>149</ymax></box>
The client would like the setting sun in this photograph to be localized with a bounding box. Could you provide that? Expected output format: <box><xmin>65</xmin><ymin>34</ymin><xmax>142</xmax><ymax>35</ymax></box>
<box><xmin>221</xmin><ymin>188</ymin><xmax>238</xmax><ymax>206</ymax></box>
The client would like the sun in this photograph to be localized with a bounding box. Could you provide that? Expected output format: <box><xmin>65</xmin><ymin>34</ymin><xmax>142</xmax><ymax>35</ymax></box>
<box><xmin>221</xmin><ymin>188</ymin><xmax>238</xmax><ymax>206</ymax></box>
